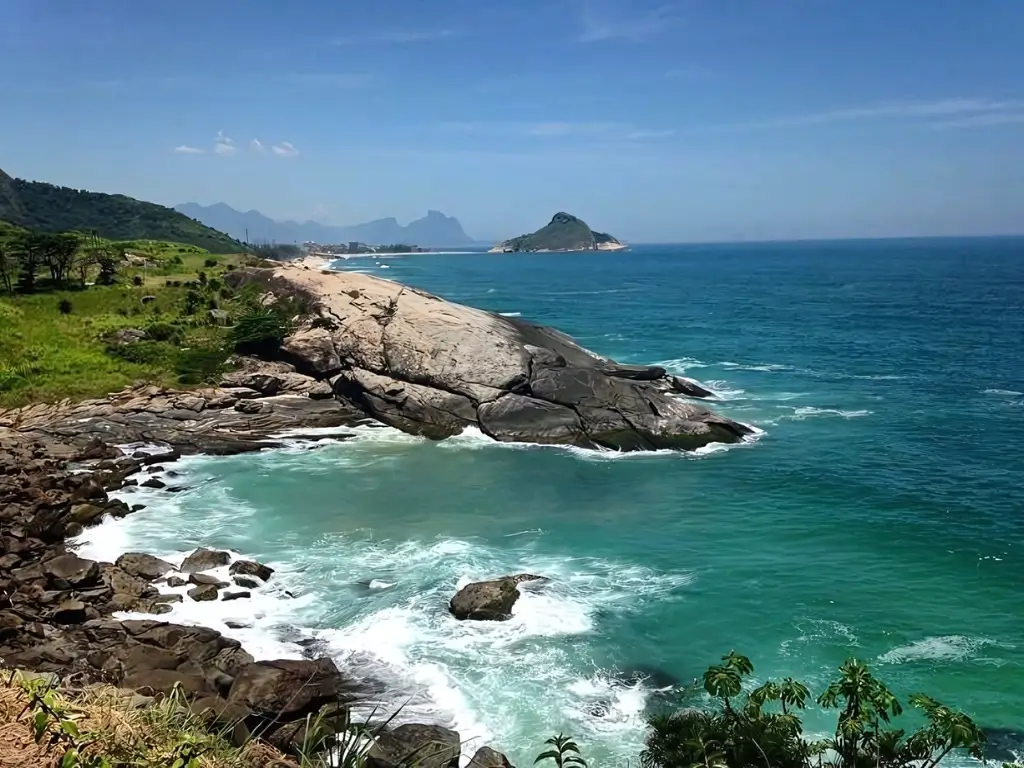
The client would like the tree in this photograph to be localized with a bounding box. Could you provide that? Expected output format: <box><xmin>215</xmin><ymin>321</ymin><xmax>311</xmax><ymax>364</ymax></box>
<box><xmin>642</xmin><ymin>654</ymin><xmax>986</xmax><ymax>768</ymax></box>
<box><xmin>13</xmin><ymin>233</ymin><xmax>41</xmax><ymax>293</ymax></box>
<box><xmin>41</xmin><ymin>233</ymin><xmax>79</xmax><ymax>284</ymax></box>
<box><xmin>95</xmin><ymin>248</ymin><xmax>119</xmax><ymax>286</ymax></box>
<box><xmin>0</xmin><ymin>243</ymin><xmax>16</xmax><ymax>295</ymax></box>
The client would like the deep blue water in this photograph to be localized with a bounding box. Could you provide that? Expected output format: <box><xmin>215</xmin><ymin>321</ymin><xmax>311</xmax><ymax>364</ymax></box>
<box><xmin>82</xmin><ymin>238</ymin><xmax>1024</xmax><ymax>766</ymax></box>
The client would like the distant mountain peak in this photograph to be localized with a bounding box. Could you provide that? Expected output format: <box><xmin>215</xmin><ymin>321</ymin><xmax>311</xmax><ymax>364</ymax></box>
<box><xmin>174</xmin><ymin>202</ymin><xmax>476</xmax><ymax>247</ymax></box>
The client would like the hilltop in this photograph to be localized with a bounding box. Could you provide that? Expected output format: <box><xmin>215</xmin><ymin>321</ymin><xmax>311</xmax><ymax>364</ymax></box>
<box><xmin>0</xmin><ymin>169</ymin><xmax>242</xmax><ymax>253</ymax></box>
<box><xmin>176</xmin><ymin>202</ymin><xmax>478</xmax><ymax>247</ymax></box>
<box><xmin>491</xmin><ymin>212</ymin><xmax>625</xmax><ymax>253</ymax></box>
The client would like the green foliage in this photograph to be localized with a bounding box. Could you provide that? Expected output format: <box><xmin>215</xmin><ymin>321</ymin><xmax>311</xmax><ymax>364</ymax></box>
<box><xmin>497</xmin><ymin>212</ymin><xmax>621</xmax><ymax>252</ymax></box>
<box><xmin>58</xmin><ymin>298</ymin><xmax>73</xmax><ymax>315</ymax></box>
<box><xmin>146</xmin><ymin>322</ymin><xmax>184</xmax><ymax>344</ymax></box>
<box><xmin>204</xmin><ymin>257</ymin><xmax>218</xmax><ymax>268</ymax></box>
<box><xmin>230</xmin><ymin>305</ymin><xmax>291</xmax><ymax>355</ymax></box>
<box><xmin>0</xmin><ymin>171</ymin><xmax>243</xmax><ymax>252</ymax></box>
<box><xmin>175</xmin><ymin>345</ymin><xmax>228</xmax><ymax>385</ymax></box>
<box><xmin>183</xmin><ymin>289</ymin><xmax>204</xmax><ymax>315</ymax></box>
<box><xmin>535</xmin><ymin>733</ymin><xmax>588</xmax><ymax>768</ymax></box>
<box><xmin>642</xmin><ymin>654</ymin><xmax>987</xmax><ymax>768</ymax></box>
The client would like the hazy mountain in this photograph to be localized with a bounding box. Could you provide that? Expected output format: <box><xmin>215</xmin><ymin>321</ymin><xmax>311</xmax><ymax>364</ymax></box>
<box><xmin>175</xmin><ymin>203</ymin><xmax>477</xmax><ymax>247</ymax></box>
<box><xmin>0</xmin><ymin>169</ymin><xmax>241</xmax><ymax>253</ymax></box>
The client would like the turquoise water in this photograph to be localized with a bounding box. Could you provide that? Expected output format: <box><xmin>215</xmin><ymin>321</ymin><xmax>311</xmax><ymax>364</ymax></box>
<box><xmin>78</xmin><ymin>239</ymin><xmax>1024</xmax><ymax>766</ymax></box>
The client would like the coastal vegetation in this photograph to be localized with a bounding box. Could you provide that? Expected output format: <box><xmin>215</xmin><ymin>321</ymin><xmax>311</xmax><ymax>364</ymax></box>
<box><xmin>0</xmin><ymin>168</ymin><xmax>243</xmax><ymax>253</ymax></box>
<box><xmin>0</xmin><ymin>222</ymin><xmax>262</xmax><ymax>407</ymax></box>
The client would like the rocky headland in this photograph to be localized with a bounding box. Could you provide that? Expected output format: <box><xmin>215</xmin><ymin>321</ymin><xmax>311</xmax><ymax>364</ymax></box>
<box><xmin>0</xmin><ymin>261</ymin><xmax>746</xmax><ymax>764</ymax></box>
<box><xmin>490</xmin><ymin>212</ymin><xmax>626</xmax><ymax>253</ymax></box>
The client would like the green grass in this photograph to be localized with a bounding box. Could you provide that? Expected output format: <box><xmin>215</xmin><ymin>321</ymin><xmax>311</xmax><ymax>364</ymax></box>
<box><xmin>0</xmin><ymin>249</ymin><xmax>248</xmax><ymax>409</ymax></box>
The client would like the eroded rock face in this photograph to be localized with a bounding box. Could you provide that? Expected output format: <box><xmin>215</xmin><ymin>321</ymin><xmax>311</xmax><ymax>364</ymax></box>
<box><xmin>226</xmin><ymin>264</ymin><xmax>749</xmax><ymax>452</ymax></box>
<box><xmin>449</xmin><ymin>574</ymin><xmax>546</xmax><ymax>621</ymax></box>
<box><xmin>469</xmin><ymin>746</ymin><xmax>516</xmax><ymax>768</ymax></box>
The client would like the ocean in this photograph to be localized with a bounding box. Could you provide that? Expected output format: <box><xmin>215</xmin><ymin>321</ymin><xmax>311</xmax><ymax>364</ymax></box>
<box><xmin>76</xmin><ymin>238</ymin><xmax>1024</xmax><ymax>766</ymax></box>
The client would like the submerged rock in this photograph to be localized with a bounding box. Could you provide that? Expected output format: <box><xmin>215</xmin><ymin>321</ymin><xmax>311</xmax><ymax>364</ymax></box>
<box><xmin>229</xmin><ymin>559</ymin><xmax>274</xmax><ymax>582</ymax></box>
<box><xmin>449</xmin><ymin>574</ymin><xmax>546</xmax><ymax>621</ymax></box>
<box><xmin>180</xmin><ymin>548</ymin><xmax>231</xmax><ymax>573</ymax></box>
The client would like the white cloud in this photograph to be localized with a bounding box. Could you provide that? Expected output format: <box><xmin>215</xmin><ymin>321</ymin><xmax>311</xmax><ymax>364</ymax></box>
<box><xmin>578</xmin><ymin>1</ymin><xmax>676</xmax><ymax>43</ymax></box>
<box><xmin>272</xmin><ymin>141</ymin><xmax>300</xmax><ymax>157</ymax></box>
<box><xmin>173</xmin><ymin>145</ymin><xmax>204</xmax><ymax>154</ymax></box>
<box><xmin>214</xmin><ymin>131</ymin><xmax>237</xmax><ymax>156</ymax></box>
<box><xmin>528</xmin><ymin>121</ymin><xmax>622</xmax><ymax>137</ymax></box>
<box><xmin>741</xmin><ymin>99</ymin><xmax>1024</xmax><ymax>130</ymax></box>
<box><xmin>250</xmin><ymin>138</ymin><xmax>265</xmax><ymax>153</ymax></box>
<box><xmin>332</xmin><ymin>29</ymin><xmax>456</xmax><ymax>45</ymax></box>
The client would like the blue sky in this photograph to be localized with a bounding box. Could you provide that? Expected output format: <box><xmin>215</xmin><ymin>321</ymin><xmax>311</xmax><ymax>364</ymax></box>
<box><xmin>2</xmin><ymin>0</ymin><xmax>1023</xmax><ymax>242</ymax></box>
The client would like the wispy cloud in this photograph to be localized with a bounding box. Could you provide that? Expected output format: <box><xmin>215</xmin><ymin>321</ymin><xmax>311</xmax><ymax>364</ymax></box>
<box><xmin>435</xmin><ymin>120</ymin><xmax>671</xmax><ymax>142</ymax></box>
<box><xmin>331</xmin><ymin>29</ymin><xmax>457</xmax><ymax>45</ymax></box>
<box><xmin>272</xmin><ymin>141</ymin><xmax>300</xmax><ymax>158</ymax></box>
<box><xmin>250</xmin><ymin>138</ymin><xmax>265</xmax><ymax>153</ymax></box>
<box><xmin>578</xmin><ymin>1</ymin><xmax>676</xmax><ymax>43</ymax></box>
<box><xmin>527</xmin><ymin>121</ymin><xmax>622</xmax><ymax>137</ymax></box>
<box><xmin>741</xmin><ymin>99</ymin><xmax>1024</xmax><ymax>130</ymax></box>
<box><xmin>173</xmin><ymin>145</ymin><xmax>204</xmax><ymax>154</ymax></box>
<box><xmin>214</xmin><ymin>131</ymin><xmax>238</xmax><ymax>156</ymax></box>
<box><xmin>930</xmin><ymin>111</ymin><xmax>1024</xmax><ymax>129</ymax></box>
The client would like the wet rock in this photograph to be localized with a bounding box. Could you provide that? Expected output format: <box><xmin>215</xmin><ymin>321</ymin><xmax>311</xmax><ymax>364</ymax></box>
<box><xmin>225</xmin><ymin>620</ymin><xmax>251</xmax><ymax>629</ymax></box>
<box><xmin>670</xmin><ymin>376</ymin><xmax>714</xmax><ymax>399</ymax></box>
<box><xmin>180</xmin><ymin>548</ymin><xmax>231</xmax><ymax>573</ymax></box>
<box><xmin>69</xmin><ymin>503</ymin><xmax>108</xmax><ymax>525</ymax></box>
<box><xmin>140</xmin><ymin>477</ymin><xmax>166</xmax><ymax>489</ymax></box>
<box><xmin>233</xmin><ymin>576</ymin><xmax>259</xmax><ymax>589</ymax></box>
<box><xmin>600</xmin><ymin>363</ymin><xmax>667</xmax><ymax>381</ymax></box>
<box><xmin>52</xmin><ymin>599</ymin><xmax>91</xmax><ymax>624</ymax></box>
<box><xmin>449</xmin><ymin>574</ymin><xmax>546</xmax><ymax>621</ymax></box>
<box><xmin>367</xmin><ymin>723</ymin><xmax>460</xmax><ymax>768</ymax></box>
<box><xmin>229</xmin><ymin>559</ymin><xmax>274</xmax><ymax>582</ymax></box>
<box><xmin>166</xmin><ymin>576</ymin><xmax>187</xmax><ymax>588</ymax></box>
<box><xmin>228</xmin><ymin>657</ymin><xmax>355</xmax><ymax>720</ymax></box>
<box><xmin>116</xmin><ymin>553</ymin><xmax>175</xmax><ymax>581</ymax></box>
<box><xmin>189</xmin><ymin>573</ymin><xmax>228</xmax><ymax>587</ymax></box>
<box><xmin>469</xmin><ymin>746</ymin><xmax>516</xmax><ymax>768</ymax></box>
<box><xmin>187</xmin><ymin>584</ymin><xmax>221</xmax><ymax>602</ymax></box>
<box><xmin>222</xmin><ymin>591</ymin><xmax>250</xmax><ymax>601</ymax></box>
<box><xmin>44</xmin><ymin>554</ymin><xmax>100</xmax><ymax>589</ymax></box>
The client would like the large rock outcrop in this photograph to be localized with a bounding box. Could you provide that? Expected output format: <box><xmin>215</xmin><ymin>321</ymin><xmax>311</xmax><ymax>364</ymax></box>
<box><xmin>449</xmin><ymin>574</ymin><xmax>546</xmax><ymax>621</ymax></box>
<box><xmin>227</xmin><ymin>263</ymin><xmax>751</xmax><ymax>452</ymax></box>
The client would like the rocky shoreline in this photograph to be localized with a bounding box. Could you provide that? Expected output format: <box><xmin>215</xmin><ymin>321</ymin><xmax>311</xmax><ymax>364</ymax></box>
<box><xmin>1</xmin><ymin>263</ymin><xmax>744</xmax><ymax>765</ymax></box>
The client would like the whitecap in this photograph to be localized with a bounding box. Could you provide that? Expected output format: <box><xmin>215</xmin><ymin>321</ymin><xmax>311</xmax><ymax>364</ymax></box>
<box><xmin>781</xmin><ymin>406</ymin><xmax>871</xmax><ymax>420</ymax></box>
<box><xmin>878</xmin><ymin>635</ymin><xmax>1012</xmax><ymax>665</ymax></box>
<box><xmin>982</xmin><ymin>389</ymin><xmax>1023</xmax><ymax>396</ymax></box>
<box><xmin>498</xmin><ymin>311</ymin><xmax>522</xmax><ymax>317</ymax></box>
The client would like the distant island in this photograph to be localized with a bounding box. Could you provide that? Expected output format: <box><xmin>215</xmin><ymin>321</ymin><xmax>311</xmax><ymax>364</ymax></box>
<box><xmin>175</xmin><ymin>202</ymin><xmax>481</xmax><ymax>249</ymax></box>
<box><xmin>490</xmin><ymin>212</ymin><xmax>627</xmax><ymax>253</ymax></box>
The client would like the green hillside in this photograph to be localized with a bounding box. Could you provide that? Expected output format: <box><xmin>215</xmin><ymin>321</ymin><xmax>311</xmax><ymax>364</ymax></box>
<box><xmin>494</xmin><ymin>212</ymin><xmax>623</xmax><ymax>252</ymax></box>
<box><xmin>0</xmin><ymin>168</ymin><xmax>242</xmax><ymax>253</ymax></box>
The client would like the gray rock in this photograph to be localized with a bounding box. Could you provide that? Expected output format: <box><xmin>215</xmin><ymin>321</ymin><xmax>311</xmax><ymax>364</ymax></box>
<box><xmin>180</xmin><ymin>548</ymin><xmax>231</xmax><ymax>573</ymax></box>
<box><xmin>469</xmin><ymin>746</ymin><xmax>516</xmax><ymax>768</ymax></box>
<box><xmin>225</xmin><ymin>264</ymin><xmax>750</xmax><ymax>452</ymax></box>
<box><xmin>188</xmin><ymin>573</ymin><xmax>228</xmax><ymax>587</ymax></box>
<box><xmin>44</xmin><ymin>554</ymin><xmax>100</xmax><ymax>590</ymax></box>
<box><xmin>228</xmin><ymin>560</ymin><xmax>274</xmax><ymax>582</ymax></box>
<box><xmin>116</xmin><ymin>553</ymin><xmax>175</xmax><ymax>581</ymax></box>
<box><xmin>166</xmin><ymin>576</ymin><xmax>187</xmax><ymax>588</ymax></box>
<box><xmin>232</xmin><ymin>576</ymin><xmax>259</xmax><ymax>590</ymax></box>
<box><xmin>187</xmin><ymin>584</ymin><xmax>221</xmax><ymax>602</ymax></box>
<box><xmin>670</xmin><ymin>376</ymin><xmax>714</xmax><ymax>399</ymax></box>
<box><xmin>227</xmin><ymin>657</ymin><xmax>354</xmax><ymax>719</ymax></box>
<box><xmin>367</xmin><ymin>723</ymin><xmax>460</xmax><ymax>768</ymax></box>
<box><xmin>449</xmin><ymin>574</ymin><xmax>546</xmax><ymax>621</ymax></box>
<box><xmin>222</xmin><ymin>591</ymin><xmax>250</xmax><ymax>601</ymax></box>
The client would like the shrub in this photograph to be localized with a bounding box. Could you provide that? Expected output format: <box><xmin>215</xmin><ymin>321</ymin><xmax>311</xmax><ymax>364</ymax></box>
<box><xmin>132</xmin><ymin>275</ymin><xmax>144</xmax><ymax>287</ymax></box>
<box><xmin>204</xmin><ymin>258</ymin><xmax>218</xmax><ymax>268</ymax></box>
<box><xmin>104</xmin><ymin>341</ymin><xmax>174</xmax><ymax>366</ymax></box>
<box><xmin>145</xmin><ymin>322</ymin><xmax>183</xmax><ymax>344</ymax></box>
<box><xmin>226</xmin><ymin>264</ymin><xmax>236</xmax><ymax>271</ymax></box>
<box><xmin>197</xmin><ymin>271</ymin><xmax>208</xmax><ymax>286</ymax></box>
<box><xmin>641</xmin><ymin>653</ymin><xmax>986</xmax><ymax>768</ymax></box>
<box><xmin>183</xmin><ymin>290</ymin><xmax>204</xmax><ymax>315</ymax></box>
<box><xmin>58</xmin><ymin>299</ymin><xmax>73</xmax><ymax>315</ymax></box>
<box><xmin>175</xmin><ymin>346</ymin><xmax>228</xmax><ymax>385</ymax></box>
<box><xmin>230</xmin><ymin>306</ymin><xmax>290</xmax><ymax>356</ymax></box>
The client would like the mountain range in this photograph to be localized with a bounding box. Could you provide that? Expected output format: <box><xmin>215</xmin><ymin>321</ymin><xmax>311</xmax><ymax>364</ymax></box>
<box><xmin>0</xmin><ymin>169</ymin><xmax>241</xmax><ymax>253</ymax></box>
<box><xmin>175</xmin><ymin>203</ymin><xmax>479</xmax><ymax>248</ymax></box>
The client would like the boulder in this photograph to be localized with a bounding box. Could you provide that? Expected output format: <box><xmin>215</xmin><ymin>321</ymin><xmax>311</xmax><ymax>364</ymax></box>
<box><xmin>188</xmin><ymin>573</ymin><xmax>228</xmax><ymax>587</ymax></box>
<box><xmin>233</xmin><ymin>576</ymin><xmax>259</xmax><ymax>590</ymax></box>
<box><xmin>52</xmin><ymin>599</ymin><xmax>90</xmax><ymax>624</ymax></box>
<box><xmin>69</xmin><ymin>503</ymin><xmax>108</xmax><ymax>525</ymax></box>
<box><xmin>449</xmin><ymin>574</ymin><xmax>545</xmax><ymax>621</ymax></box>
<box><xmin>122</xmin><ymin>669</ymin><xmax>213</xmax><ymax>698</ymax></box>
<box><xmin>469</xmin><ymin>747</ymin><xmax>516</xmax><ymax>768</ymax></box>
<box><xmin>222</xmin><ymin>591</ymin><xmax>250</xmax><ymax>601</ymax></box>
<box><xmin>140</xmin><ymin>477</ymin><xmax>166</xmax><ymax>489</ymax></box>
<box><xmin>367</xmin><ymin>724</ymin><xmax>461</xmax><ymax>768</ymax></box>
<box><xmin>229</xmin><ymin>560</ymin><xmax>274</xmax><ymax>582</ymax></box>
<box><xmin>44</xmin><ymin>554</ymin><xmax>100</xmax><ymax>589</ymax></box>
<box><xmin>180</xmin><ymin>548</ymin><xmax>231</xmax><ymax>573</ymax></box>
<box><xmin>116</xmin><ymin>553</ymin><xmax>175</xmax><ymax>581</ymax></box>
<box><xmin>227</xmin><ymin>657</ymin><xmax>354</xmax><ymax>719</ymax></box>
<box><xmin>188</xmin><ymin>584</ymin><xmax>221</xmax><ymax>601</ymax></box>
<box><xmin>225</xmin><ymin>264</ymin><xmax>750</xmax><ymax>452</ymax></box>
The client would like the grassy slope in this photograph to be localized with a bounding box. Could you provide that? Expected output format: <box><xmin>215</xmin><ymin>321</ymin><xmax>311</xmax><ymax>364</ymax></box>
<box><xmin>0</xmin><ymin>173</ymin><xmax>243</xmax><ymax>253</ymax></box>
<box><xmin>0</xmin><ymin>247</ymin><xmax>245</xmax><ymax>408</ymax></box>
